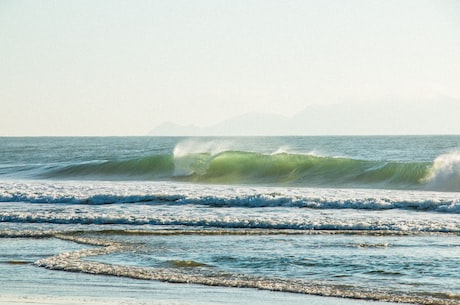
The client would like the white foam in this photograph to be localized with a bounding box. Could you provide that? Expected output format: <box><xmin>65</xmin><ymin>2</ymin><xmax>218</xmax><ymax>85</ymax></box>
<box><xmin>271</xmin><ymin>146</ymin><xmax>291</xmax><ymax>155</ymax></box>
<box><xmin>424</xmin><ymin>151</ymin><xmax>460</xmax><ymax>191</ymax></box>
<box><xmin>0</xmin><ymin>180</ymin><xmax>459</xmax><ymax>233</ymax></box>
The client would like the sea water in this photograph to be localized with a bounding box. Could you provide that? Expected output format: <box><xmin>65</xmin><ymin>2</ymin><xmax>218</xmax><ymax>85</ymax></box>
<box><xmin>0</xmin><ymin>136</ymin><xmax>459</xmax><ymax>304</ymax></box>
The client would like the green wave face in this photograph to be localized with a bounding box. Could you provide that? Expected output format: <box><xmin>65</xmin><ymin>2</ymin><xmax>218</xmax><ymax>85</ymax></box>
<box><xmin>45</xmin><ymin>155</ymin><xmax>175</xmax><ymax>180</ymax></box>
<box><xmin>192</xmin><ymin>151</ymin><xmax>431</xmax><ymax>188</ymax></box>
<box><xmin>42</xmin><ymin>151</ymin><xmax>449</xmax><ymax>190</ymax></box>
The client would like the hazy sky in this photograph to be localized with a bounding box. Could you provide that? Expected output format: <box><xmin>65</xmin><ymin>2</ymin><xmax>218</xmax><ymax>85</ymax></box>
<box><xmin>1</xmin><ymin>0</ymin><xmax>459</xmax><ymax>136</ymax></box>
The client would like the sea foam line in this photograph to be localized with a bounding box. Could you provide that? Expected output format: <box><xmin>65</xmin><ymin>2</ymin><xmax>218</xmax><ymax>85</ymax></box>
<box><xmin>2</xmin><ymin>212</ymin><xmax>459</xmax><ymax>233</ymax></box>
<box><xmin>1</xmin><ymin>181</ymin><xmax>459</xmax><ymax>213</ymax></box>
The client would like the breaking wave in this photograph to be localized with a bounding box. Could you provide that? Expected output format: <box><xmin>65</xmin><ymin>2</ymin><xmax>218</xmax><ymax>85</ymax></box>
<box><xmin>34</xmin><ymin>150</ymin><xmax>460</xmax><ymax>191</ymax></box>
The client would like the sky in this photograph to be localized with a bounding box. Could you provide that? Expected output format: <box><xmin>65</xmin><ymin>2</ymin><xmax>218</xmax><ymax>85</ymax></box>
<box><xmin>1</xmin><ymin>0</ymin><xmax>459</xmax><ymax>136</ymax></box>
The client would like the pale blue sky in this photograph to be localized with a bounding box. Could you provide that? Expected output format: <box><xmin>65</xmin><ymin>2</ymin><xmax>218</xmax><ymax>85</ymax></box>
<box><xmin>1</xmin><ymin>0</ymin><xmax>459</xmax><ymax>135</ymax></box>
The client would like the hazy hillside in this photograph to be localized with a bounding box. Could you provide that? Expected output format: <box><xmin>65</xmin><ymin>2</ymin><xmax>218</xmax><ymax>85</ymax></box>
<box><xmin>149</xmin><ymin>99</ymin><xmax>460</xmax><ymax>136</ymax></box>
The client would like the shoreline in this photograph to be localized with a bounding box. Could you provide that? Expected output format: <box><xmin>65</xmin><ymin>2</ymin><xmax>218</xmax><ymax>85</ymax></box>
<box><xmin>1</xmin><ymin>237</ymin><xmax>411</xmax><ymax>305</ymax></box>
<box><xmin>1</xmin><ymin>286</ymin><xmax>407</xmax><ymax>305</ymax></box>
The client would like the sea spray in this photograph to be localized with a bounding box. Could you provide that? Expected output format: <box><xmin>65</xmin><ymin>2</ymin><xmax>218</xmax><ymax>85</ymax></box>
<box><xmin>423</xmin><ymin>151</ymin><xmax>460</xmax><ymax>191</ymax></box>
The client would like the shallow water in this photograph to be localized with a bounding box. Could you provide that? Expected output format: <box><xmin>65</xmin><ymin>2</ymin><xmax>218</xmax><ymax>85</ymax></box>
<box><xmin>1</xmin><ymin>238</ymin><xmax>406</xmax><ymax>305</ymax></box>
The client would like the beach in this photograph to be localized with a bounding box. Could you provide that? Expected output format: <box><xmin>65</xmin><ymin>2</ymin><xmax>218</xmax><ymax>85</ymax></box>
<box><xmin>3</xmin><ymin>0</ymin><xmax>460</xmax><ymax>302</ymax></box>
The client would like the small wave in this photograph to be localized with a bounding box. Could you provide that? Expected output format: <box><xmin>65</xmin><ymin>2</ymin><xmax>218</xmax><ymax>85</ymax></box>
<box><xmin>167</xmin><ymin>260</ymin><xmax>210</xmax><ymax>268</ymax></box>
<box><xmin>3</xmin><ymin>260</ymin><xmax>29</xmax><ymax>265</ymax></box>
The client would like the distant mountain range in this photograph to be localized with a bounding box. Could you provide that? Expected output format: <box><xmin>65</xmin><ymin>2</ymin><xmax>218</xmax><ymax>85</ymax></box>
<box><xmin>149</xmin><ymin>98</ymin><xmax>460</xmax><ymax>136</ymax></box>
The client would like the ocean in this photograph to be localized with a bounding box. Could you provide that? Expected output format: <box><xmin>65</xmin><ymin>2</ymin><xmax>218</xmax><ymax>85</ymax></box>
<box><xmin>0</xmin><ymin>136</ymin><xmax>459</xmax><ymax>304</ymax></box>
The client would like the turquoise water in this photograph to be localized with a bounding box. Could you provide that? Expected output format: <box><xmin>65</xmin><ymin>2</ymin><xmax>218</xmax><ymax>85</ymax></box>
<box><xmin>0</xmin><ymin>136</ymin><xmax>459</xmax><ymax>304</ymax></box>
